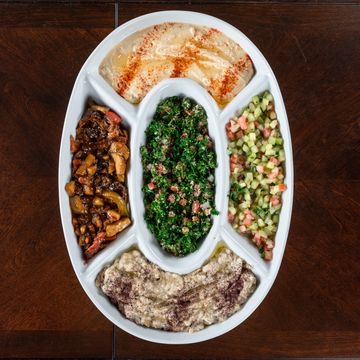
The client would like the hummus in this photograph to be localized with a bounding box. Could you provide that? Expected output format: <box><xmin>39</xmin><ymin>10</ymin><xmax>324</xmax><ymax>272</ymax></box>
<box><xmin>99</xmin><ymin>23</ymin><xmax>254</xmax><ymax>106</ymax></box>
<box><xmin>96</xmin><ymin>247</ymin><xmax>257</xmax><ymax>332</ymax></box>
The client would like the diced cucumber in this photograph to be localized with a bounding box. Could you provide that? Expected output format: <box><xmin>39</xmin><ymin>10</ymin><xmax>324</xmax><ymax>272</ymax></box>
<box><xmin>245</xmin><ymin>172</ymin><xmax>253</xmax><ymax>182</ymax></box>
<box><xmin>249</xmin><ymin>132</ymin><xmax>256</xmax><ymax>141</ymax></box>
<box><xmin>251</xmin><ymin>180</ymin><xmax>259</xmax><ymax>189</ymax></box>
<box><xmin>229</xmin><ymin>206</ymin><xmax>237</xmax><ymax>215</ymax></box>
<box><xmin>254</xmin><ymin>106</ymin><xmax>262</xmax><ymax>118</ymax></box>
<box><xmin>249</xmin><ymin>223</ymin><xmax>258</xmax><ymax>231</ymax></box>
<box><xmin>269</xmin><ymin>136</ymin><xmax>276</xmax><ymax>145</ymax></box>
<box><xmin>278</xmin><ymin>150</ymin><xmax>285</xmax><ymax>162</ymax></box>
<box><xmin>252</xmin><ymin>95</ymin><xmax>260</xmax><ymax>104</ymax></box>
<box><xmin>269</xmin><ymin>111</ymin><xmax>277</xmax><ymax>120</ymax></box>
<box><xmin>227</xmin><ymin>91</ymin><xmax>285</xmax><ymax>257</ymax></box>
<box><xmin>270</xmin><ymin>120</ymin><xmax>278</xmax><ymax>129</ymax></box>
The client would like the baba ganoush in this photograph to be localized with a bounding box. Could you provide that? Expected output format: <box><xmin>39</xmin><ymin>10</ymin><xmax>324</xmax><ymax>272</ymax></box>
<box><xmin>100</xmin><ymin>22</ymin><xmax>254</xmax><ymax>106</ymax></box>
<box><xmin>96</xmin><ymin>247</ymin><xmax>256</xmax><ymax>332</ymax></box>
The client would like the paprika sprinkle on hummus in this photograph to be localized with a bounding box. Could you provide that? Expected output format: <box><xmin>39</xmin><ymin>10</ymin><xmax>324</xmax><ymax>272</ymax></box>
<box><xmin>100</xmin><ymin>23</ymin><xmax>254</xmax><ymax>106</ymax></box>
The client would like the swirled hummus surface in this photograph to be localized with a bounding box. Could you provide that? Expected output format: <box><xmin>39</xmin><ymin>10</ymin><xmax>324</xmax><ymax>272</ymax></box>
<box><xmin>99</xmin><ymin>23</ymin><xmax>254</xmax><ymax>106</ymax></box>
<box><xmin>96</xmin><ymin>247</ymin><xmax>256</xmax><ymax>332</ymax></box>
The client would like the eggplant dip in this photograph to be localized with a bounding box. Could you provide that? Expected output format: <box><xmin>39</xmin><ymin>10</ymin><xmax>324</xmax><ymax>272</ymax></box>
<box><xmin>96</xmin><ymin>247</ymin><xmax>256</xmax><ymax>332</ymax></box>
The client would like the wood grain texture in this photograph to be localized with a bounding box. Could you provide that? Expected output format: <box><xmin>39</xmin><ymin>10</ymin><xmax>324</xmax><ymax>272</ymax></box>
<box><xmin>0</xmin><ymin>0</ymin><xmax>359</xmax><ymax>358</ymax></box>
<box><xmin>117</xmin><ymin>0</ymin><xmax>360</xmax><ymax>3</ymax></box>
<box><xmin>114</xmin><ymin>2</ymin><xmax>360</xmax><ymax>359</ymax></box>
<box><xmin>0</xmin><ymin>2</ymin><xmax>114</xmax><ymax>358</ymax></box>
<box><xmin>0</xmin><ymin>0</ymin><xmax>358</xmax><ymax>3</ymax></box>
<box><xmin>0</xmin><ymin>3</ymin><xmax>116</xmax><ymax>27</ymax></box>
<box><xmin>0</xmin><ymin>331</ymin><xmax>112</xmax><ymax>358</ymax></box>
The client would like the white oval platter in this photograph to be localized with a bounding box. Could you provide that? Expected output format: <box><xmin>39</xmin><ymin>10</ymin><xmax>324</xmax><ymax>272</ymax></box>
<box><xmin>58</xmin><ymin>11</ymin><xmax>294</xmax><ymax>344</ymax></box>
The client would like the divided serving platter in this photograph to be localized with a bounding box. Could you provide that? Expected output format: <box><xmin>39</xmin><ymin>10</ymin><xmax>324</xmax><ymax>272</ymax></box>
<box><xmin>58</xmin><ymin>11</ymin><xmax>294</xmax><ymax>344</ymax></box>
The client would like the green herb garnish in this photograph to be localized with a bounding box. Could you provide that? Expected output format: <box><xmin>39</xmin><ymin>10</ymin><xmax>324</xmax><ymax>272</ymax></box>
<box><xmin>141</xmin><ymin>96</ymin><xmax>217</xmax><ymax>256</ymax></box>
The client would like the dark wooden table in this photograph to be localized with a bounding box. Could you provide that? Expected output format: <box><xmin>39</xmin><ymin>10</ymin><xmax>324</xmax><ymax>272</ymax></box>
<box><xmin>0</xmin><ymin>0</ymin><xmax>359</xmax><ymax>358</ymax></box>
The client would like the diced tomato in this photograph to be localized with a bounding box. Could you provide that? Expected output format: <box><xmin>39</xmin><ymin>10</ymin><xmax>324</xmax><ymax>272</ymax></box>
<box><xmin>238</xmin><ymin>116</ymin><xmax>248</xmax><ymax>130</ymax></box>
<box><xmin>264</xmin><ymin>248</ymin><xmax>273</xmax><ymax>261</ymax></box>
<box><xmin>270</xmin><ymin>157</ymin><xmax>279</xmax><ymax>165</ymax></box>
<box><xmin>239</xmin><ymin>225</ymin><xmax>247</xmax><ymax>232</ymax></box>
<box><xmin>265</xmin><ymin>239</ymin><xmax>274</xmax><ymax>249</ymax></box>
<box><xmin>179</xmin><ymin>198</ymin><xmax>187</xmax><ymax>206</ymax></box>
<box><xmin>243</xmin><ymin>217</ymin><xmax>252</xmax><ymax>226</ymax></box>
<box><xmin>156</xmin><ymin>164</ymin><xmax>166</xmax><ymax>174</ymax></box>
<box><xmin>254</xmin><ymin>233</ymin><xmax>262</xmax><ymax>247</ymax></box>
<box><xmin>192</xmin><ymin>200</ymin><xmax>200</xmax><ymax>213</ymax></box>
<box><xmin>279</xmin><ymin>183</ymin><xmax>287</xmax><ymax>191</ymax></box>
<box><xmin>256</xmin><ymin>165</ymin><xmax>264</xmax><ymax>173</ymax></box>
<box><xmin>270</xmin><ymin>196</ymin><xmax>280</xmax><ymax>206</ymax></box>
<box><xmin>168</xmin><ymin>194</ymin><xmax>175</xmax><ymax>203</ymax></box>
<box><xmin>106</xmin><ymin>111</ymin><xmax>122</xmax><ymax>125</ymax></box>
<box><xmin>230</xmin><ymin>154</ymin><xmax>239</xmax><ymax>163</ymax></box>
<box><xmin>170</xmin><ymin>185</ymin><xmax>179</xmax><ymax>192</ymax></box>
<box><xmin>268</xmin><ymin>168</ymin><xmax>279</xmax><ymax>179</ymax></box>
<box><xmin>263</xmin><ymin>127</ymin><xmax>271</xmax><ymax>138</ymax></box>
<box><xmin>225</xmin><ymin>122</ymin><xmax>235</xmax><ymax>140</ymax></box>
<box><xmin>148</xmin><ymin>182</ymin><xmax>155</xmax><ymax>190</ymax></box>
<box><xmin>244</xmin><ymin>209</ymin><xmax>254</xmax><ymax>218</ymax></box>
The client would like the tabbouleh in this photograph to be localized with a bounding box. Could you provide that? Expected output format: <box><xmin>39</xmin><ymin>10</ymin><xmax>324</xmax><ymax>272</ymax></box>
<box><xmin>141</xmin><ymin>96</ymin><xmax>217</xmax><ymax>256</ymax></box>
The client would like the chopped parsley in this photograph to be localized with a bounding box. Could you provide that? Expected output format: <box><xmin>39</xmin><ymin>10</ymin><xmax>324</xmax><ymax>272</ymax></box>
<box><xmin>141</xmin><ymin>96</ymin><xmax>217</xmax><ymax>256</ymax></box>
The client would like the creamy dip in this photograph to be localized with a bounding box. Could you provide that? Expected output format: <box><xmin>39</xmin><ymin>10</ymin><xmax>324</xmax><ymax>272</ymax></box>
<box><xmin>100</xmin><ymin>23</ymin><xmax>254</xmax><ymax>106</ymax></box>
<box><xmin>96</xmin><ymin>247</ymin><xmax>256</xmax><ymax>332</ymax></box>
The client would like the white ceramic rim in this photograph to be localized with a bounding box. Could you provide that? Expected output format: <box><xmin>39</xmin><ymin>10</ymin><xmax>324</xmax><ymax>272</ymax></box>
<box><xmin>58</xmin><ymin>10</ymin><xmax>294</xmax><ymax>344</ymax></box>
